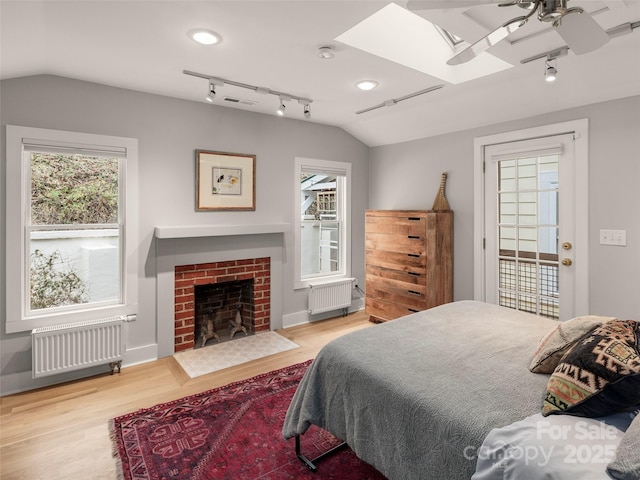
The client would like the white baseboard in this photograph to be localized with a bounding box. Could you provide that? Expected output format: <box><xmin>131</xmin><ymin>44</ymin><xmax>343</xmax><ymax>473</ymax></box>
<box><xmin>282</xmin><ymin>299</ymin><xmax>364</xmax><ymax>329</ymax></box>
<box><xmin>282</xmin><ymin>311</ymin><xmax>310</xmax><ymax>329</ymax></box>
<box><xmin>123</xmin><ymin>343</ymin><xmax>159</xmax><ymax>364</ymax></box>
<box><xmin>0</xmin><ymin>343</ymin><xmax>159</xmax><ymax>396</ymax></box>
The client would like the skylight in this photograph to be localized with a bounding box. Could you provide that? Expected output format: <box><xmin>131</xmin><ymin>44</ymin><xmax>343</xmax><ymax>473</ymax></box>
<box><xmin>335</xmin><ymin>3</ymin><xmax>512</xmax><ymax>85</ymax></box>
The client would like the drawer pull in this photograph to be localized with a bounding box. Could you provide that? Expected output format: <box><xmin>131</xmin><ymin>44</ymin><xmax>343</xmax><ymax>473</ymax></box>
<box><xmin>408</xmin><ymin>235</ymin><xmax>420</xmax><ymax>239</ymax></box>
<box><xmin>407</xmin><ymin>217</ymin><xmax>421</xmax><ymax>221</ymax></box>
<box><xmin>408</xmin><ymin>290</ymin><xmax>421</xmax><ymax>296</ymax></box>
<box><xmin>407</xmin><ymin>253</ymin><xmax>420</xmax><ymax>258</ymax></box>
<box><xmin>408</xmin><ymin>272</ymin><xmax>421</xmax><ymax>276</ymax></box>
<box><xmin>408</xmin><ymin>308</ymin><xmax>419</xmax><ymax>313</ymax></box>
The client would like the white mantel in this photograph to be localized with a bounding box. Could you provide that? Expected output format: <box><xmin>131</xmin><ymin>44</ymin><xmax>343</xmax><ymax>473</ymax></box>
<box><xmin>154</xmin><ymin>224</ymin><xmax>287</xmax><ymax>358</ymax></box>
<box><xmin>154</xmin><ymin>223</ymin><xmax>290</xmax><ymax>239</ymax></box>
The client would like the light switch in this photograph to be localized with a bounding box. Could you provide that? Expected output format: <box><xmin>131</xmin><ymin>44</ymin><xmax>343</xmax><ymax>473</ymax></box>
<box><xmin>599</xmin><ymin>229</ymin><xmax>627</xmax><ymax>246</ymax></box>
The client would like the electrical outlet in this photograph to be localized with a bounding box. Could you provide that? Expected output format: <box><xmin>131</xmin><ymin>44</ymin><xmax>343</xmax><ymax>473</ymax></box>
<box><xmin>599</xmin><ymin>229</ymin><xmax>627</xmax><ymax>246</ymax></box>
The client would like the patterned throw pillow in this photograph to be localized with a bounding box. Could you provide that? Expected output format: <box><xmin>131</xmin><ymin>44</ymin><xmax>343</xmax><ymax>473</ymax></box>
<box><xmin>529</xmin><ymin>315</ymin><xmax>615</xmax><ymax>374</ymax></box>
<box><xmin>607</xmin><ymin>412</ymin><xmax>640</xmax><ymax>480</ymax></box>
<box><xmin>542</xmin><ymin>320</ymin><xmax>640</xmax><ymax>417</ymax></box>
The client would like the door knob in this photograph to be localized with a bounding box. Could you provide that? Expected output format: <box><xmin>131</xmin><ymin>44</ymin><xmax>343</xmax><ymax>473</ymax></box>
<box><xmin>562</xmin><ymin>258</ymin><xmax>573</xmax><ymax>266</ymax></box>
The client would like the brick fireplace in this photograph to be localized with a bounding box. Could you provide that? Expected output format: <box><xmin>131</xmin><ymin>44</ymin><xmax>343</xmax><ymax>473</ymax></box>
<box><xmin>174</xmin><ymin>257</ymin><xmax>270</xmax><ymax>352</ymax></box>
<box><xmin>155</xmin><ymin>224</ymin><xmax>287</xmax><ymax>359</ymax></box>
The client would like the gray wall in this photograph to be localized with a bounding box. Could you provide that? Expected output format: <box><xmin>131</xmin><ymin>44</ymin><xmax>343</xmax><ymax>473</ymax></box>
<box><xmin>0</xmin><ymin>75</ymin><xmax>369</xmax><ymax>394</ymax></box>
<box><xmin>2</xmin><ymin>74</ymin><xmax>638</xmax><ymax>395</ymax></box>
<box><xmin>369</xmin><ymin>95</ymin><xmax>640</xmax><ymax>319</ymax></box>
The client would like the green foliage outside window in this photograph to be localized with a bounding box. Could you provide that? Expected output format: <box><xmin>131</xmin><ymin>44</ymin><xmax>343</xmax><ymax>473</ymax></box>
<box><xmin>30</xmin><ymin>249</ymin><xmax>87</xmax><ymax>310</ymax></box>
<box><xmin>30</xmin><ymin>153</ymin><xmax>119</xmax><ymax>225</ymax></box>
<box><xmin>29</xmin><ymin>152</ymin><xmax>119</xmax><ymax>310</ymax></box>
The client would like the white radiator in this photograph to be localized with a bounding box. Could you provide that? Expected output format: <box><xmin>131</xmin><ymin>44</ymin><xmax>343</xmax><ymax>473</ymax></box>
<box><xmin>308</xmin><ymin>278</ymin><xmax>355</xmax><ymax>315</ymax></box>
<box><xmin>31</xmin><ymin>316</ymin><xmax>127</xmax><ymax>378</ymax></box>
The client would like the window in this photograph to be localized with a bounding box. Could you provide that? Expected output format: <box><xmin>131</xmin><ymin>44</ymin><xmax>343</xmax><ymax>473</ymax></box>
<box><xmin>5</xmin><ymin>126</ymin><xmax>138</xmax><ymax>333</ymax></box>
<box><xmin>294</xmin><ymin>158</ymin><xmax>351</xmax><ymax>289</ymax></box>
<box><xmin>497</xmin><ymin>153</ymin><xmax>560</xmax><ymax>318</ymax></box>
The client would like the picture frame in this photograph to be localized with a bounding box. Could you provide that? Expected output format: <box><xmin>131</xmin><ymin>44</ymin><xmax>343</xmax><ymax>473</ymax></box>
<box><xmin>196</xmin><ymin>150</ymin><xmax>256</xmax><ymax>211</ymax></box>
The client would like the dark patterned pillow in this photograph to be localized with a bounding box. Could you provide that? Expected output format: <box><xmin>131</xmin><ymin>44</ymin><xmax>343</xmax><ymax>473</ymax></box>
<box><xmin>542</xmin><ymin>320</ymin><xmax>640</xmax><ymax>417</ymax></box>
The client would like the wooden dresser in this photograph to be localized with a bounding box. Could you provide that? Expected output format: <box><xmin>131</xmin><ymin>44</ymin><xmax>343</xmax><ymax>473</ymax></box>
<box><xmin>365</xmin><ymin>210</ymin><xmax>453</xmax><ymax>323</ymax></box>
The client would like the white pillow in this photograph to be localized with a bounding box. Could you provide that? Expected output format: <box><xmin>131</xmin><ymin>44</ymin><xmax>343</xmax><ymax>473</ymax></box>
<box><xmin>529</xmin><ymin>315</ymin><xmax>615</xmax><ymax>374</ymax></box>
<box><xmin>472</xmin><ymin>412</ymin><xmax>632</xmax><ymax>480</ymax></box>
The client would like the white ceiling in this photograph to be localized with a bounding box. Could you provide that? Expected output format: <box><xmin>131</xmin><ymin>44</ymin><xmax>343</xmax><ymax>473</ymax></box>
<box><xmin>1</xmin><ymin>0</ymin><xmax>639</xmax><ymax>147</ymax></box>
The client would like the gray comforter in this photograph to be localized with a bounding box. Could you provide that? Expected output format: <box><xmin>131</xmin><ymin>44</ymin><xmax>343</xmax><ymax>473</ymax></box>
<box><xmin>282</xmin><ymin>300</ymin><xmax>557</xmax><ymax>479</ymax></box>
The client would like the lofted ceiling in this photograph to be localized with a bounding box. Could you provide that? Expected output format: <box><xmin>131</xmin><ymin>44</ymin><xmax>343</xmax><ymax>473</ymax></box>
<box><xmin>1</xmin><ymin>0</ymin><xmax>639</xmax><ymax>147</ymax></box>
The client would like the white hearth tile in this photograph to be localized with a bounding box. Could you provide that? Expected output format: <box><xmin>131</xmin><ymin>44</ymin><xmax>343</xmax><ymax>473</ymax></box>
<box><xmin>173</xmin><ymin>331</ymin><xmax>299</xmax><ymax>378</ymax></box>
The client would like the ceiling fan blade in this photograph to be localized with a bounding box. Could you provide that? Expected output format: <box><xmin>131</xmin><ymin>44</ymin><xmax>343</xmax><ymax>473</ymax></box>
<box><xmin>447</xmin><ymin>16</ymin><xmax>527</xmax><ymax>65</ymax></box>
<box><xmin>555</xmin><ymin>10</ymin><xmax>610</xmax><ymax>55</ymax></box>
<box><xmin>406</xmin><ymin>0</ymin><xmax>495</xmax><ymax>11</ymax></box>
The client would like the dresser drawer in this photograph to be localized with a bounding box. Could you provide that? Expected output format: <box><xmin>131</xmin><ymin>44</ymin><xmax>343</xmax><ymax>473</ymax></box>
<box><xmin>365</xmin><ymin>213</ymin><xmax>425</xmax><ymax>235</ymax></box>
<box><xmin>365</xmin><ymin>248</ymin><xmax>426</xmax><ymax>271</ymax></box>
<box><xmin>365</xmin><ymin>232</ymin><xmax>426</xmax><ymax>255</ymax></box>
<box><xmin>366</xmin><ymin>276</ymin><xmax>427</xmax><ymax>309</ymax></box>
<box><xmin>365</xmin><ymin>297</ymin><xmax>424</xmax><ymax>322</ymax></box>
<box><xmin>366</xmin><ymin>265</ymin><xmax>426</xmax><ymax>287</ymax></box>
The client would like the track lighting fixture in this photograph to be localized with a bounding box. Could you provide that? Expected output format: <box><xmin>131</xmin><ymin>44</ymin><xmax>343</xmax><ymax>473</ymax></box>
<box><xmin>206</xmin><ymin>83</ymin><xmax>216</xmax><ymax>102</ymax></box>
<box><xmin>356</xmin><ymin>85</ymin><xmax>444</xmax><ymax>115</ymax></box>
<box><xmin>184</xmin><ymin>70</ymin><xmax>313</xmax><ymax>118</ymax></box>
<box><xmin>545</xmin><ymin>59</ymin><xmax>558</xmax><ymax>82</ymax></box>
<box><xmin>204</xmin><ymin>78</ymin><xmax>224</xmax><ymax>102</ymax></box>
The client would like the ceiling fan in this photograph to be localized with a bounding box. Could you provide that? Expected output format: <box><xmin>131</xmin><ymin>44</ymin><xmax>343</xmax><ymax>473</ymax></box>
<box><xmin>408</xmin><ymin>0</ymin><xmax>610</xmax><ymax>65</ymax></box>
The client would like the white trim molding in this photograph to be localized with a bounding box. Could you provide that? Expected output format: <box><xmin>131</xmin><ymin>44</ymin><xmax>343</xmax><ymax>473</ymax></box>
<box><xmin>473</xmin><ymin>118</ymin><xmax>590</xmax><ymax>316</ymax></box>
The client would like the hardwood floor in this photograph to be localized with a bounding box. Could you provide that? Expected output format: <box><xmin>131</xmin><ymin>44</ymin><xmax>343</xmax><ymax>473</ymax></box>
<box><xmin>0</xmin><ymin>311</ymin><xmax>374</xmax><ymax>480</ymax></box>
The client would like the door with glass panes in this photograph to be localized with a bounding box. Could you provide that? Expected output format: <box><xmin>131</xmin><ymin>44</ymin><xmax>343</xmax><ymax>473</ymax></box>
<box><xmin>484</xmin><ymin>134</ymin><xmax>577</xmax><ymax>320</ymax></box>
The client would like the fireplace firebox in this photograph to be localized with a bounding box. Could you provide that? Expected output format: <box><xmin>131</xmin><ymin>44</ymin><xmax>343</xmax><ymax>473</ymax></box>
<box><xmin>174</xmin><ymin>257</ymin><xmax>270</xmax><ymax>352</ymax></box>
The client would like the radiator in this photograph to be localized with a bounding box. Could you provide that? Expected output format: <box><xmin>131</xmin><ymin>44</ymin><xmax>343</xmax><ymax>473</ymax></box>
<box><xmin>308</xmin><ymin>278</ymin><xmax>355</xmax><ymax>315</ymax></box>
<box><xmin>31</xmin><ymin>316</ymin><xmax>127</xmax><ymax>379</ymax></box>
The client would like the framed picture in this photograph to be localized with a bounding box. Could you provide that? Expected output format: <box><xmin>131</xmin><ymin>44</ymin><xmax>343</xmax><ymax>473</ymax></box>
<box><xmin>196</xmin><ymin>150</ymin><xmax>255</xmax><ymax>211</ymax></box>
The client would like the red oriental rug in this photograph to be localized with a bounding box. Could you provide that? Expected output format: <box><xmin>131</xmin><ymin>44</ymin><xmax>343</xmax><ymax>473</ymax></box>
<box><xmin>109</xmin><ymin>360</ymin><xmax>386</xmax><ymax>480</ymax></box>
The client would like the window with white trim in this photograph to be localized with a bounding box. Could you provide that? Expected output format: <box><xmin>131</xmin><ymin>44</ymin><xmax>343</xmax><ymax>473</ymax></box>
<box><xmin>294</xmin><ymin>157</ymin><xmax>351</xmax><ymax>289</ymax></box>
<box><xmin>5</xmin><ymin>126</ymin><xmax>138</xmax><ymax>333</ymax></box>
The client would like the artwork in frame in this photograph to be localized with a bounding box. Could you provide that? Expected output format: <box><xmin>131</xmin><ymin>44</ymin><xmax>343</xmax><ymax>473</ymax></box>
<box><xmin>196</xmin><ymin>150</ymin><xmax>255</xmax><ymax>211</ymax></box>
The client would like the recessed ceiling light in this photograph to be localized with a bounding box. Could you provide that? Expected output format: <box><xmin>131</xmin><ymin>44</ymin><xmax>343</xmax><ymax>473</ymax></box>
<box><xmin>356</xmin><ymin>80</ymin><xmax>379</xmax><ymax>91</ymax></box>
<box><xmin>188</xmin><ymin>29</ymin><xmax>222</xmax><ymax>45</ymax></box>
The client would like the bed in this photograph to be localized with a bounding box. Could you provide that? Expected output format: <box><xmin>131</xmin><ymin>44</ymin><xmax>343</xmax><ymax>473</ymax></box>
<box><xmin>282</xmin><ymin>300</ymin><xmax>639</xmax><ymax>480</ymax></box>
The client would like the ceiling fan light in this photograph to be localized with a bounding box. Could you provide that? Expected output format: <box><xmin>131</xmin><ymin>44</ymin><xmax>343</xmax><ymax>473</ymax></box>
<box><xmin>538</xmin><ymin>0</ymin><xmax>570</xmax><ymax>22</ymax></box>
<box><xmin>515</xmin><ymin>1</ymin><xmax>537</xmax><ymax>10</ymax></box>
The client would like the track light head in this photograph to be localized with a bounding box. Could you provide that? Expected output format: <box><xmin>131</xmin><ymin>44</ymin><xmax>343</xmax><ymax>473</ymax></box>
<box><xmin>206</xmin><ymin>82</ymin><xmax>216</xmax><ymax>102</ymax></box>
<box><xmin>545</xmin><ymin>66</ymin><xmax>557</xmax><ymax>82</ymax></box>
<box><xmin>304</xmin><ymin>104</ymin><xmax>311</xmax><ymax>119</ymax></box>
<box><xmin>545</xmin><ymin>60</ymin><xmax>558</xmax><ymax>82</ymax></box>
<box><xmin>276</xmin><ymin>102</ymin><xmax>286</xmax><ymax>116</ymax></box>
